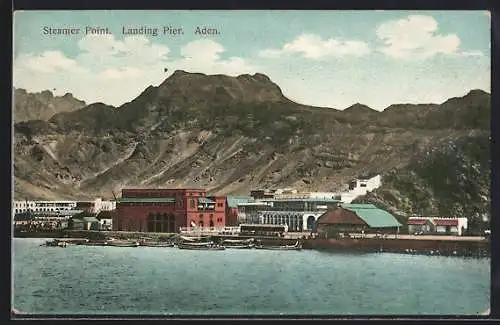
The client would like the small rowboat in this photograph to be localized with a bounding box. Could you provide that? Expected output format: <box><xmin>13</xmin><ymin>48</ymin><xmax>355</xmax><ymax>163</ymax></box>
<box><xmin>140</xmin><ymin>242</ymin><xmax>174</xmax><ymax>248</ymax></box>
<box><xmin>177</xmin><ymin>241</ymin><xmax>225</xmax><ymax>250</ymax></box>
<box><xmin>254</xmin><ymin>241</ymin><xmax>302</xmax><ymax>251</ymax></box>
<box><xmin>106</xmin><ymin>240</ymin><xmax>140</xmax><ymax>247</ymax></box>
<box><xmin>222</xmin><ymin>238</ymin><xmax>255</xmax><ymax>249</ymax></box>
<box><xmin>42</xmin><ymin>239</ymin><xmax>68</xmax><ymax>247</ymax></box>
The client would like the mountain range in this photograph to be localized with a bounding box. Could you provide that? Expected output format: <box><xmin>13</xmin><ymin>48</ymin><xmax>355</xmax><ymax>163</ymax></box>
<box><xmin>13</xmin><ymin>70</ymin><xmax>491</xmax><ymax>228</ymax></box>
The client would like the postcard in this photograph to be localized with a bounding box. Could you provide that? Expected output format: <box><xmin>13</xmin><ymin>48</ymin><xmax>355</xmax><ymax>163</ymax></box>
<box><xmin>12</xmin><ymin>10</ymin><xmax>491</xmax><ymax>317</ymax></box>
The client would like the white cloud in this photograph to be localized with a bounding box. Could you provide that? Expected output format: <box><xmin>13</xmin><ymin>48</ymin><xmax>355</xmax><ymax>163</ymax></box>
<box><xmin>259</xmin><ymin>33</ymin><xmax>370</xmax><ymax>59</ymax></box>
<box><xmin>13</xmin><ymin>36</ymin><xmax>257</xmax><ymax>106</ymax></box>
<box><xmin>376</xmin><ymin>15</ymin><xmax>478</xmax><ymax>60</ymax></box>
<box><xmin>18</xmin><ymin>50</ymin><xmax>86</xmax><ymax>73</ymax></box>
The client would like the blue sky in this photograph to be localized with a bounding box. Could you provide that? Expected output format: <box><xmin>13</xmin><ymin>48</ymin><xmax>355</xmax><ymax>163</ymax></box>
<box><xmin>13</xmin><ymin>10</ymin><xmax>490</xmax><ymax>110</ymax></box>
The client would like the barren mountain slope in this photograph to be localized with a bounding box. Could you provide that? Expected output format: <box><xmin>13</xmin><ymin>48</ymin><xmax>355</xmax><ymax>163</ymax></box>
<box><xmin>14</xmin><ymin>88</ymin><xmax>86</xmax><ymax>123</ymax></box>
<box><xmin>13</xmin><ymin>71</ymin><xmax>490</xmax><ymax>223</ymax></box>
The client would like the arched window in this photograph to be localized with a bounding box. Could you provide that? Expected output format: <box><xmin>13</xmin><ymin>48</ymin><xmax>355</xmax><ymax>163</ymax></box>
<box><xmin>168</xmin><ymin>214</ymin><xmax>175</xmax><ymax>233</ymax></box>
<box><xmin>155</xmin><ymin>213</ymin><xmax>162</xmax><ymax>232</ymax></box>
<box><xmin>147</xmin><ymin>213</ymin><xmax>155</xmax><ymax>232</ymax></box>
<box><xmin>306</xmin><ymin>216</ymin><xmax>316</xmax><ymax>231</ymax></box>
<box><xmin>209</xmin><ymin>220</ymin><xmax>214</xmax><ymax>228</ymax></box>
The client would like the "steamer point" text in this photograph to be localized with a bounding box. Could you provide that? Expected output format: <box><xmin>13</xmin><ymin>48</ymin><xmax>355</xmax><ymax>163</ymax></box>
<box><xmin>42</xmin><ymin>26</ymin><xmax>220</xmax><ymax>36</ymax></box>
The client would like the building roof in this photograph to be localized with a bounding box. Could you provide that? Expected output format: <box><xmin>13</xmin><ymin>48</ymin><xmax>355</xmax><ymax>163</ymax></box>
<box><xmin>226</xmin><ymin>196</ymin><xmax>255</xmax><ymax>208</ymax></box>
<box><xmin>198</xmin><ymin>197</ymin><xmax>216</xmax><ymax>204</ymax></box>
<box><xmin>117</xmin><ymin>197</ymin><xmax>176</xmax><ymax>203</ymax></box>
<box><xmin>96</xmin><ymin>210</ymin><xmax>115</xmax><ymax>220</ymax></box>
<box><xmin>316</xmin><ymin>208</ymin><xmax>367</xmax><ymax>225</ymax></box>
<box><xmin>433</xmin><ymin>219</ymin><xmax>459</xmax><ymax>226</ymax></box>
<box><xmin>343</xmin><ymin>204</ymin><xmax>402</xmax><ymax>228</ymax></box>
<box><xmin>407</xmin><ymin>218</ymin><xmax>427</xmax><ymax>225</ymax></box>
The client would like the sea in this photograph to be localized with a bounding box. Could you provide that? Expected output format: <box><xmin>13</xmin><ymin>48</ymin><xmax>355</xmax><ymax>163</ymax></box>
<box><xmin>12</xmin><ymin>238</ymin><xmax>490</xmax><ymax>316</ymax></box>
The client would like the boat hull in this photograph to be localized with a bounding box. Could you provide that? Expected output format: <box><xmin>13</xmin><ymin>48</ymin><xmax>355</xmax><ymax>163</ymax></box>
<box><xmin>225</xmin><ymin>245</ymin><xmax>254</xmax><ymax>249</ymax></box>
<box><xmin>141</xmin><ymin>243</ymin><xmax>174</xmax><ymax>247</ymax></box>
<box><xmin>254</xmin><ymin>245</ymin><xmax>302</xmax><ymax>251</ymax></box>
<box><xmin>178</xmin><ymin>245</ymin><xmax>226</xmax><ymax>250</ymax></box>
<box><xmin>107</xmin><ymin>242</ymin><xmax>140</xmax><ymax>247</ymax></box>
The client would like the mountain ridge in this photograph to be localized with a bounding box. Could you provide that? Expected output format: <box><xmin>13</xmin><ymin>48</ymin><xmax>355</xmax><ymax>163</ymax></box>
<box><xmin>13</xmin><ymin>71</ymin><xmax>490</xmax><ymax>227</ymax></box>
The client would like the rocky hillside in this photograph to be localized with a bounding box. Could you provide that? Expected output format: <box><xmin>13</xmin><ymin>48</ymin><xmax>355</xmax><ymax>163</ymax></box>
<box><xmin>13</xmin><ymin>71</ymin><xmax>490</xmax><ymax>223</ymax></box>
<box><xmin>13</xmin><ymin>88</ymin><xmax>86</xmax><ymax>123</ymax></box>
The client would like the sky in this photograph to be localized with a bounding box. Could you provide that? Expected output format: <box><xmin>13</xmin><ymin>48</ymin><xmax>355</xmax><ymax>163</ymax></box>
<box><xmin>13</xmin><ymin>10</ymin><xmax>491</xmax><ymax>110</ymax></box>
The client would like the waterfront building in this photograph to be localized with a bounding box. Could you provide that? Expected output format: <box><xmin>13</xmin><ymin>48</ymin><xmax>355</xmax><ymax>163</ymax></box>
<box><xmin>407</xmin><ymin>217</ymin><xmax>468</xmax><ymax>236</ymax></box>
<box><xmin>93</xmin><ymin>198</ymin><xmax>117</xmax><ymax>214</ymax></box>
<box><xmin>69</xmin><ymin>216</ymin><xmax>101</xmax><ymax>231</ymax></box>
<box><xmin>113</xmin><ymin>188</ymin><xmax>227</xmax><ymax>232</ymax></box>
<box><xmin>226</xmin><ymin>196</ymin><xmax>255</xmax><ymax>226</ymax></box>
<box><xmin>236</xmin><ymin>196</ymin><xmax>341</xmax><ymax>232</ymax></box>
<box><xmin>12</xmin><ymin>200</ymin><xmax>77</xmax><ymax>216</ymax></box>
<box><xmin>76</xmin><ymin>198</ymin><xmax>117</xmax><ymax>214</ymax></box>
<box><xmin>96</xmin><ymin>210</ymin><xmax>114</xmax><ymax>231</ymax></box>
<box><xmin>315</xmin><ymin>204</ymin><xmax>402</xmax><ymax>238</ymax></box>
<box><xmin>13</xmin><ymin>210</ymin><xmax>79</xmax><ymax>230</ymax></box>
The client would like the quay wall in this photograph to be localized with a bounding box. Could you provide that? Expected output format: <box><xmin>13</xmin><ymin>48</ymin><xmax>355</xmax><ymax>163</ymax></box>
<box><xmin>303</xmin><ymin>238</ymin><xmax>490</xmax><ymax>256</ymax></box>
<box><xmin>14</xmin><ymin>230</ymin><xmax>490</xmax><ymax>256</ymax></box>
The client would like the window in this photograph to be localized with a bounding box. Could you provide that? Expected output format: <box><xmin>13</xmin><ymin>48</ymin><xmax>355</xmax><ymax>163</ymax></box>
<box><xmin>217</xmin><ymin>203</ymin><xmax>223</xmax><ymax>207</ymax></box>
<box><xmin>190</xmin><ymin>199</ymin><xmax>196</xmax><ymax>209</ymax></box>
<box><xmin>199</xmin><ymin>214</ymin><xmax>203</xmax><ymax>218</ymax></box>
<box><xmin>360</xmin><ymin>183</ymin><xmax>367</xmax><ymax>187</ymax></box>
<box><xmin>209</xmin><ymin>214</ymin><xmax>214</xmax><ymax>218</ymax></box>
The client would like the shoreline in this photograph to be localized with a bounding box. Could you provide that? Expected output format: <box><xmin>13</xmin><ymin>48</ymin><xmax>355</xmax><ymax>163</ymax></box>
<box><xmin>14</xmin><ymin>230</ymin><xmax>490</xmax><ymax>257</ymax></box>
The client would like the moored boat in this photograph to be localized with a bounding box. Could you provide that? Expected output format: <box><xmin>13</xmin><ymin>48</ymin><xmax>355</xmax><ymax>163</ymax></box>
<box><xmin>254</xmin><ymin>241</ymin><xmax>302</xmax><ymax>251</ymax></box>
<box><xmin>177</xmin><ymin>241</ymin><xmax>225</xmax><ymax>250</ymax></box>
<box><xmin>77</xmin><ymin>239</ymin><xmax>108</xmax><ymax>246</ymax></box>
<box><xmin>106</xmin><ymin>240</ymin><xmax>140</xmax><ymax>247</ymax></box>
<box><xmin>42</xmin><ymin>239</ymin><xmax>68</xmax><ymax>247</ymax></box>
<box><xmin>222</xmin><ymin>238</ymin><xmax>255</xmax><ymax>249</ymax></box>
<box><xmin>140</xmin><ymin>242</ymin><xmax>174</xmax><ymax>248</ymax></box>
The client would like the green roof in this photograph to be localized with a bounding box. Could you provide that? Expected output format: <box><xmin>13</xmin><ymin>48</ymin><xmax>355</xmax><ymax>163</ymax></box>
<box><xmin>198</xmin><ymin>197</ymin><xmax>216</xmax><ymax>204</ymax></box>
<box><xmin>227</xmin><ymin>196</ymin><xmax>255</xmax><ymax>208</ymax></box>
<box><xmin>343</xmin><ymin>204</ymin><xmax>401</xmax><ymax>228</ymax></box>
<box><xmin>118</xmin><ymin>197</ymin><xmax>176</xmax><ymax>203</ymax></box>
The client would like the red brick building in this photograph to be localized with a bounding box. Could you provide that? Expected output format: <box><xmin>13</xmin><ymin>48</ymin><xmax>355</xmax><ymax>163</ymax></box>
<box><xmin>113</xmin><ymin>188</ymin><xmax>227</xmax><ymax>232</ymax></box>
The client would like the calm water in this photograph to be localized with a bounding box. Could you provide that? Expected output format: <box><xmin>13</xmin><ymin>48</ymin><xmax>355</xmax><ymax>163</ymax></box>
<box><xmin>13</xmin><ymin>238</ymin><xmax>490</xmax><ymax>316</ymax></box>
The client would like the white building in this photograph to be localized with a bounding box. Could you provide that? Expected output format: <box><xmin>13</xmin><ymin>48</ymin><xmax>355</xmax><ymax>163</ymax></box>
<box><xmin>12</xmin><ymin>200</ymin><xmax>77</xmax><ymax>216</ymax></box>
<box><xmin>272</xmin><ymin>175</ymin><xmax>382</xmax><ymax>204</ymax></box>
<box><xmin>237</xmin><ymin>174</ymin><xmax>382</xmax><ymax>232</ymax></box>
<box><xmin>407</xmin><ymin>217</ymin><xmax>468</xmax><ymax>236</ymax></box>
<box><xmin>340</xmin><ymin>175</ymin><xmax>382</xmax><ymax>203</ymax></box>
<box><xmin>237</xmin><ymin>197</ymin><xmax>340</xmax><ymax>232</ymax></box>
<box><xmin>92</xmin><ymin>198</ymin><xmax>116</xmax><ymax>214</ymax></box>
